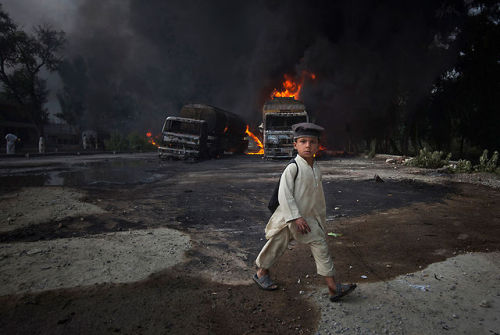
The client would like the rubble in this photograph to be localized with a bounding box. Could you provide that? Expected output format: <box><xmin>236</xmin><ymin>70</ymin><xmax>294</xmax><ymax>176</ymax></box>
<box><xmin>479</xmin><ymin>300</ymin><xmax>491</xmax><ymax>308</ymax></box>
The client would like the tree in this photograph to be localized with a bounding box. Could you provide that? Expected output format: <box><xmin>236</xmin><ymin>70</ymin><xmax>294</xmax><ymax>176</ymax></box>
<box><xmin>427</xmin><ymin>1</ymin><xmax>500</xmax><ymax>156</ymax></box>
<box><xmin>0</xmin><ymin>4</ymin><xmax>65</xmax><ymax>136</ymax></box>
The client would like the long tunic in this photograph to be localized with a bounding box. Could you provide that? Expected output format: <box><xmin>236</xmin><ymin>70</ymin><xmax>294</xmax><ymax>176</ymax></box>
<box><xmin>265</xmin><ymin>154</ymin><xmax>326</xmax><ymax>239</ymax></box>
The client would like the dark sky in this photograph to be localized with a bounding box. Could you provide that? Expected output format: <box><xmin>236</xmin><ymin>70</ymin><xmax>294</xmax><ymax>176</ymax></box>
<box><xmin>2</xmin><ymin>0</ymin><xmax>463</xmax><ymax>139</ymax></box>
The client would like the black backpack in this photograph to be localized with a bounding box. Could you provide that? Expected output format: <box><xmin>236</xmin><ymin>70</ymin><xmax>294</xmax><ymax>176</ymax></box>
<box><xmin>267</xmin><ymin>159</ymin><xmax>299</xmax><ymax>213</ymax></box>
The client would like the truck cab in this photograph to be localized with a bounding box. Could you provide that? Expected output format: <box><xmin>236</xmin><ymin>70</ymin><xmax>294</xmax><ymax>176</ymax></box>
<box><xmin>263</xmin><ymin>97</ymin><xmax>308</xmax><ymax>158</ymax></box>
<box><xmin>158</xmin><ymin>116</ymin><xmax>208</xmax><ymax>160</ymax></box>
<box><xmin>157</xmin><ymin>103</ymin><xmax>247</xmax><ymax>160</ymax></box>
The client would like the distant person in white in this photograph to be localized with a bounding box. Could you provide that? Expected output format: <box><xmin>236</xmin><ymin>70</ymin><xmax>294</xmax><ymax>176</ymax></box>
<box><xmin>5</xmin><ymin>133</ymin><xmax>18</xmax><ymax>154</ymax></box>
<box><xmin>38</xmin><ymin>136</ymin><xmax>45</xmax><ymax>153</ymax></box>
<box><xmin>82</xmin><ymin>134</ymin><xmax>88</xmax><ymax>150</ymax></box>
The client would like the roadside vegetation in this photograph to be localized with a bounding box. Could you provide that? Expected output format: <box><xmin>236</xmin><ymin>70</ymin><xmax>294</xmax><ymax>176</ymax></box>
<box><xmin>405</xmin><ymin>148</ymin><xmax>452</xmax><ymax>169</ymax></box>
<box><xmin>404</xmin><ymin>148</ymin><xmax>499</xmax><ymax>174</ymax></box>
<box><xmin>104</xmin><ymin>132</ymin><xmax>156</xmax><ymax>152</ymax></box>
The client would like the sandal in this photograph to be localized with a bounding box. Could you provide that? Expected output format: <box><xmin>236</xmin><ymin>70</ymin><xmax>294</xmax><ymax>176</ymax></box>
<box><xmin>330</xmin><ymin>283</ymin><xmax>357</xmax><ymax>302</ymax></box>
<box><xmin>253</xmin><ymin>274</ymin><xmax>278</xmax><ymax>291</ymax></box>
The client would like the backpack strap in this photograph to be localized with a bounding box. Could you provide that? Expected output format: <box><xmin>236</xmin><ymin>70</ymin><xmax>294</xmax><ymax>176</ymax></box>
<box><xmin>290</xmin><ymin>158</ymin><xmax>299</xmax><ymax>183</ymax></box>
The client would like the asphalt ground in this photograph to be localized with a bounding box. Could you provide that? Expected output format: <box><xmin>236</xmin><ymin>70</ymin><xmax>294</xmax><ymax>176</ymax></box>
<box><xmin>0</xmin><ymin>153</ymin><xmax>499</xmax><ymax>334</ymax></box>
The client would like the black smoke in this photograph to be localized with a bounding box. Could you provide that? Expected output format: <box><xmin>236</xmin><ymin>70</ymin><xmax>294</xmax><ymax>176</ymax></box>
<box><xmin>64</xmin><ymin>0</ymin><xmax>463</xmax><ymax>147</ymax></box>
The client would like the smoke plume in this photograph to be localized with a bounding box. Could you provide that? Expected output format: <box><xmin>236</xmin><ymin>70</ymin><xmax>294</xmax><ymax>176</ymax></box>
<box><xmin>64</xmin><ymin>0</ymin><xmax>461</xmax><ymax>145</ymax></box>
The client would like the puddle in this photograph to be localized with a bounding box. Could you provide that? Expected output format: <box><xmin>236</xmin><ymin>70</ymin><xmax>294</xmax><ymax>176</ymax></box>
<box><xmin>0</xmin><ymin>159</ymin><xmax>166</xmax><ymax>187</ymax></box>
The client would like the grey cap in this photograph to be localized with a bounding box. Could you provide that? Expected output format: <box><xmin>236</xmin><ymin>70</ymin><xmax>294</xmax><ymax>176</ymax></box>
<box><xmin>292</xmin><ymin>122</ymin><xmax>324</xmax><ymax>139</ymax></box>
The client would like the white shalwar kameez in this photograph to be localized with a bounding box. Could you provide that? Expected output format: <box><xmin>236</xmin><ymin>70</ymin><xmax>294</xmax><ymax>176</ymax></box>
<box><xmin>255</xmin><ymin>154</ymin><xmax>335</xmax><ymax>277</ymax></box>
<box><xmin>5</xmin><ymin>133</ymin><xmax>17</xmax><ymax>154</ymax></box>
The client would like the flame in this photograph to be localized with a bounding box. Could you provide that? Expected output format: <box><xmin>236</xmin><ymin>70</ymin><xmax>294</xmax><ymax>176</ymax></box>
<box><xmin>146</xmin><ymin>131</ymin><xmax>159</xmax><ymax>147</ymax></box>
<box><xmin>245</xmin><ymin>125</ymin><xmax>264</xmax><ymax>155</ymax></box>
<box><xmin>271</xmin><ymin>71</ymin><xmax>316</xmax><ymax>100</ymax></box>
<box><xmin>312</xmin><ymin>144</ymin><xmax>327</xmax><ymax>158</ymax></box>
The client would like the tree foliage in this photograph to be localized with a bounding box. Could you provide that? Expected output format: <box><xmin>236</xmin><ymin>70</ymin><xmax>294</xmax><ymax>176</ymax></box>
<box><xmin>354</xmin><ymin>1</ymin><xmax>499</xmax><ymax>158</ymax></box>
<box><xmin>423</xmin><ymin>1</ymin><xmax>500</xmax><ymax>155</ymax></box>
<box><xmin>0</xmin><ymin>4</ymin><xmax>65</xmax><ymax>135</ymax></box>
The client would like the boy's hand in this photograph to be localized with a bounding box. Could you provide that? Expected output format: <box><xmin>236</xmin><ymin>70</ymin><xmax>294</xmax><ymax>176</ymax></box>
<box><xmin>294</xmin><ymin>217</ymin><xmax>311</xmax><ymax>234</ymax></box>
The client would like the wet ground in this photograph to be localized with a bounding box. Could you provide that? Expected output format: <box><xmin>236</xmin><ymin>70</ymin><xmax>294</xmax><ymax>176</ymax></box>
<box><xmin>0</xmin><ymin>158</ymin><xmax>167</xmax><ymax>188</ymax></box>
<box><xmin>0</xmin><ymin>153</ymin><xmax>499</xmax><ymax>334</ymax></box>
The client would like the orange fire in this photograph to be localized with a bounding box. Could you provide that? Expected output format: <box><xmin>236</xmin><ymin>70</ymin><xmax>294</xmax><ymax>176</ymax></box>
<box><xmin>245</xmin><ymin>125</ymin><xmax>264</xmax><ymax>155</ymax></box>
<box><xmin>146</xmin><ymin>132</ymin><xmax>159</xmax><ymax>147</ymax></box>
<box><xmin>271</xmin><ymin>71</ymin><xmax>316</xmax><ymax>100</ymax></box>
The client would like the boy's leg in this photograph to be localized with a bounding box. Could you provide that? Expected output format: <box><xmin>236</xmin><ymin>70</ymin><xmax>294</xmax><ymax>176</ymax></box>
<box><xmin>324</xmin><ymin>276</ymin><xmax>337</xmax><ymax>296</ymax></box>
<box><xmin>309</xmin><ymin>239</ymin><xmax>336</xmax><ymax>278</ymax></box>
<box><xmin>308</xmin><ymin>239</ymin><xmax>339</xmax><ymax>295</ymax></box>
<box><xmin>309</xmin><ymin>239</ymin><xmax>356</xmax><ymax>300</ymax></box>
<box><xmin>255</xmin><ymin>227</ymin><xmax>291</xmax><ymax>277</ymax></box>
<box><xmin>289</xmin><ymin>220</ymin><xmax>339</xmax><ymax>293</ymax></box>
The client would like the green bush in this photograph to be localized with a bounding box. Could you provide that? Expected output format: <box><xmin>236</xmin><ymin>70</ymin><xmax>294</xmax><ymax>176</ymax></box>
<box><xmin>127</xmin><ymin>132</ymin><xmax>148</xmax><ymax>151</ymax></box>
<box><xmin>104</xmin><ymin>132</ymin><xmax>129</xmax><ymax>151</ymax></box>
<box><xmin>104</xmin><ymin>131</ymin><xmax>156</xmax><ymax>152</ymax></box>
<box><xmin>405</xmin><ymin>148</ymin><xmax>451</xmax><ymax>169</ymax></box>
<box><xmin>475</xmin><ymin>149</ymin><xmax>498</xmax><ymax>173</ymax></box>
<box><xmin>453</xmin><ymin>159</ymin><xmax>473</xmax><ymax>173</ymax></box>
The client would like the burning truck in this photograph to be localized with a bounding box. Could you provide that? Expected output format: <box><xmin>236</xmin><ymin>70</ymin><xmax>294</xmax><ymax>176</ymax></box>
<box><xmin>262</xmin><ymin>97</ymin><xmax>309</xmax><ymax>158</ymax></box>
<box><xmin>158</xmin><ymin>103</ymin><xmax>247</xmax><ymax>160</ymax></box>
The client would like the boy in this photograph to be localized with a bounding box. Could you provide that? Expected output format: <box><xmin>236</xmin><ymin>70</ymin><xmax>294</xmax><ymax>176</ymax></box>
<box><xmin>253</xmin><ymin>123</ymin><xmax>356</xmax><ymax>302</ymax></box>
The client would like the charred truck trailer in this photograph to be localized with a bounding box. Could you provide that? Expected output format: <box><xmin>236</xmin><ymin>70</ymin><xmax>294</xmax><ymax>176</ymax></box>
<box><xmin>158</xmin><ymin>103</ymin><xmax>247</xmax><ymax>160</ymax></box>
<box><xmin>262</xmin><ymin>97</ymin><xmax>309</xmax><ymax>158</ymax></box>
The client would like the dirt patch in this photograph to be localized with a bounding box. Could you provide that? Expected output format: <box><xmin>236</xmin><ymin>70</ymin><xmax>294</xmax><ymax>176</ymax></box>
<box><xmin>0</xmin><ymin>272</ymin><xmax>318</xmax><ymax>335</ymax></box>
<box><xmin>0</xmin><ymin>228</ymin><xmax>191</xmax><ymax>295</ymax></box>
<box><xmin>0</xmin><ymin>187</ymin><xmax>106</xmax><ymax>233</ymax></box>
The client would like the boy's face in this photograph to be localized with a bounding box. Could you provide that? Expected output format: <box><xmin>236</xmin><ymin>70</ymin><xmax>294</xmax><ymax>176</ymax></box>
<box><xmin>294</xmin><ymin>136</ymin><xmax>319</xmax><ymax>159</ymax></box>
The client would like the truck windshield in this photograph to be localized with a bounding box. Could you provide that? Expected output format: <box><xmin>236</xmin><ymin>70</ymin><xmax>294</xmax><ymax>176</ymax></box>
<box><xmin>166</xmin><ymin>120</ymin><xmax>201</xmax><ymax>135</ymax></box>
<box><xmin>266</xmin><ymin>115</ymin><xmax>308</xmax><ymax>130</ymax></box>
